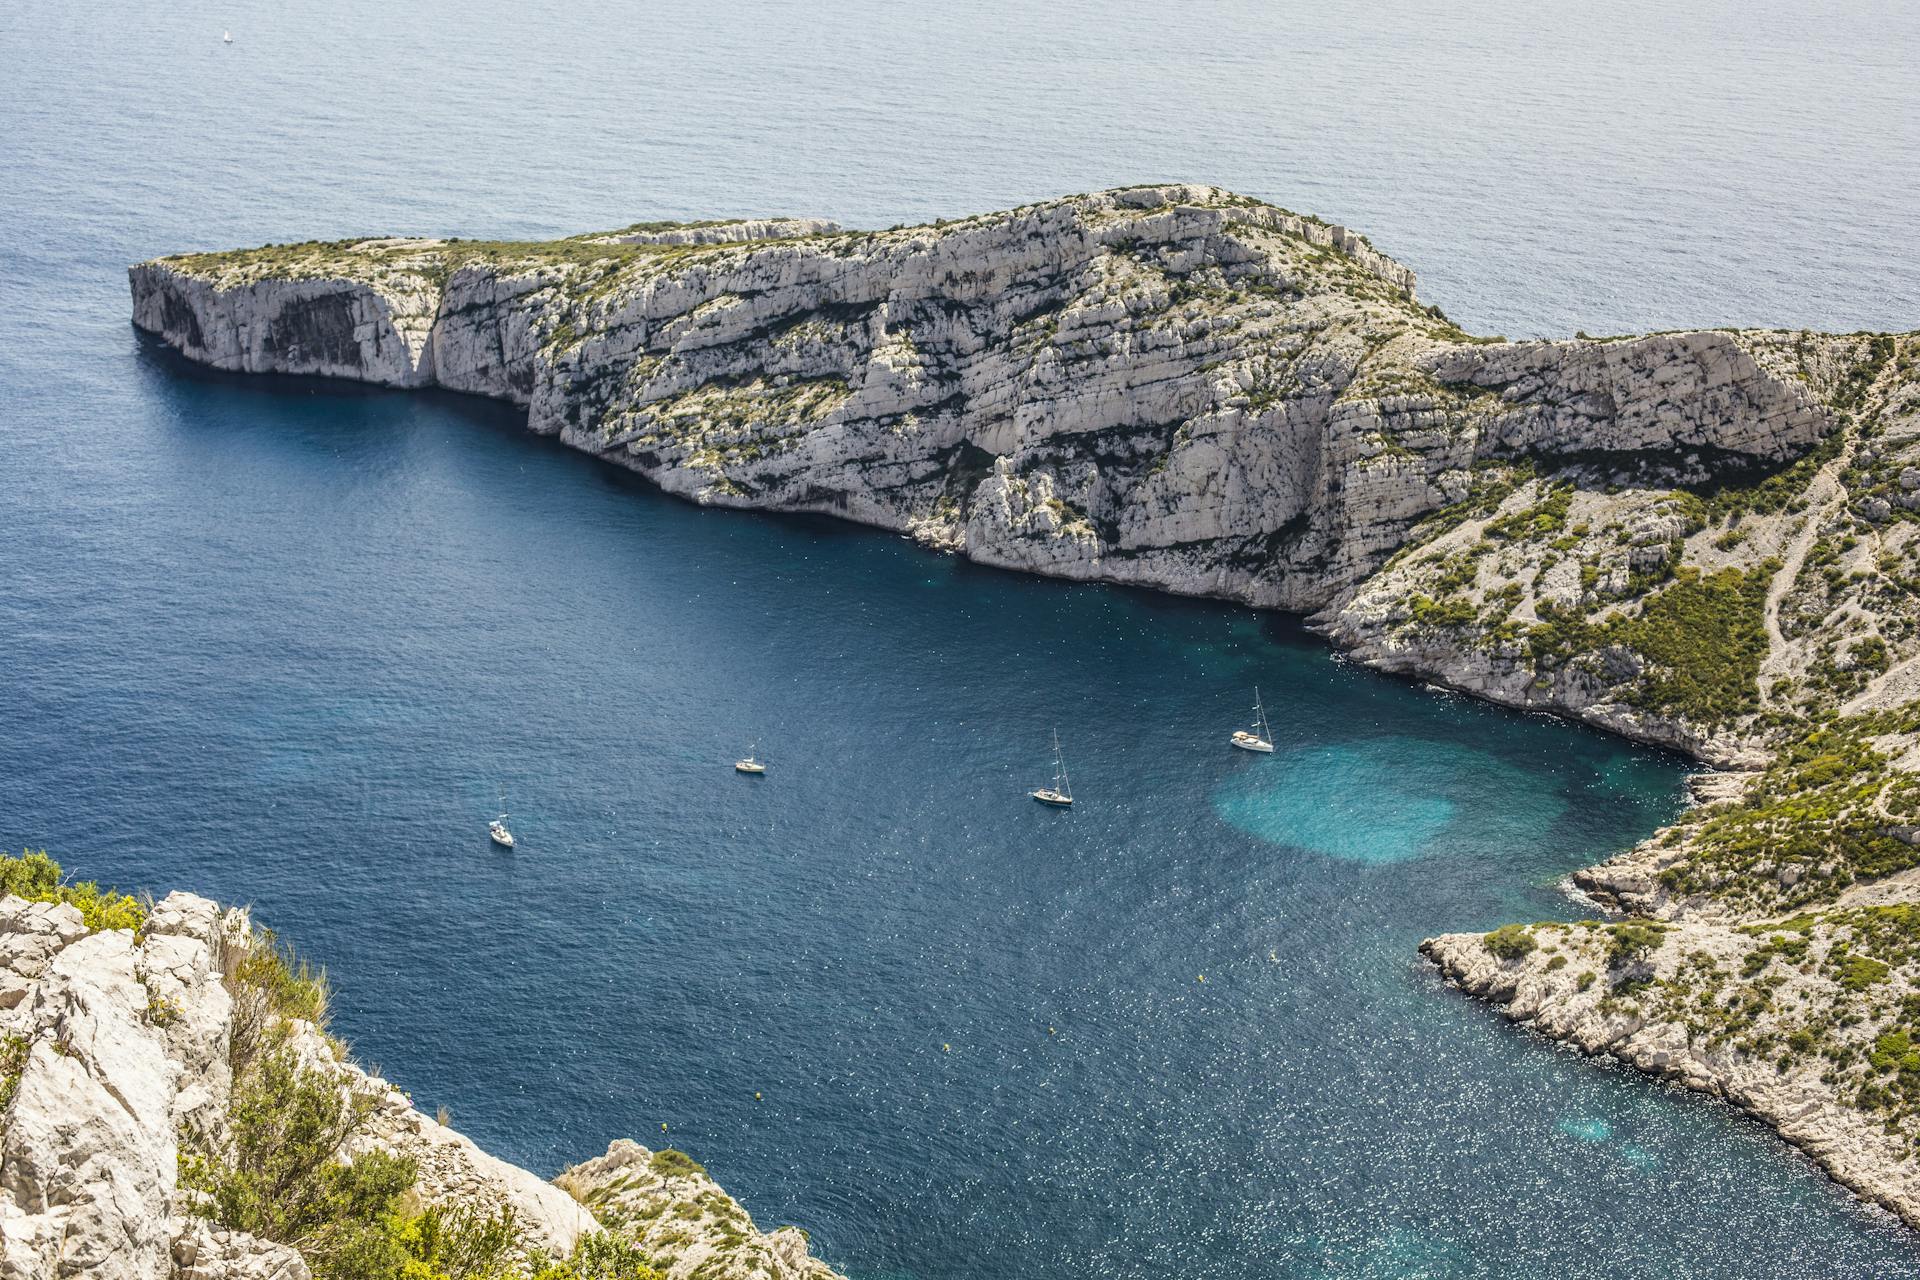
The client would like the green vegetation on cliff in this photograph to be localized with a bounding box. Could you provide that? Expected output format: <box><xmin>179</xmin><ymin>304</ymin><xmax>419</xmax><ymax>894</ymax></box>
<box><xmin>174</xmin><ymin>894</ymin><xmax>669</xmax><ymax>1280</ymax></box>
<box><xmin>161</xmin><ymin>233</ymin><xmax>754</xmax><ymax>293</ymax></box>
<box><xmin>1656</xmin><ymin>905</ymin><xmax>1920</xmax><ymax>1151</ymax></box>
<box><xmin>1650</xmin><ymin>709</ymin><xmax>1920</xmax><ymax>913</ymax></box>
<box><xmin>1545</xmin><ymin>562</ymin><xmax>1777</xmax><ymax>725</ymax></box>
<box><xmin>0</xmin><ymin>849</ymin><xmax>146</xmax><ymax>932</ymax></box>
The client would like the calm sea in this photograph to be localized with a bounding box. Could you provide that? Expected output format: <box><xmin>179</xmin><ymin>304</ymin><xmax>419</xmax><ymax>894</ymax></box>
<box><xmin>2</xmin><ymin>2</ymin><xmax>1916</xmax><ymax>1276</ymax></box>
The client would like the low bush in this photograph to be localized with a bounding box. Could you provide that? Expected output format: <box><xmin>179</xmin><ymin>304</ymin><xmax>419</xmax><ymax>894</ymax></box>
<box><xmin>648</xmin><ymin>1149</ymin><xmax>706</xmax><ymax>1179</ymax></box>
<box><xmin>1606</xmin><ymin>922</ymin><xmax>1666</xmax><ymax>968</ymax></box>
<box><xmin>180</xmin><ymin>1044</ymin><xmax>417</xmax><ymax>1279</ymax></box>
<box><xmin>391</xmin><ymin>1203</ymin><xmax>520</xmax><ymax>1280</ymax></box>
<box><xmin>1482</xmin><ymin>924</ymin><xmax>1537</xmax><ymax>961</ymax></box>
<box><xmin>0</xmin><ymin>1034</ymin><xmax>29</xmax><ymax>1112</ymax></box>
<box><xmin>0</xmin><ymin>850</ymin><xmax>146</xmax><ymax>933</ymax></box>
<box><xmin>532</xmin><ymin>1233</ymin><xmax>665</xmax><ymax>1280</ymax></box>
<box><xmin>226</xmin><ymin>927</ymin><xmax>331</xmax><ymax>1080</ymax></box>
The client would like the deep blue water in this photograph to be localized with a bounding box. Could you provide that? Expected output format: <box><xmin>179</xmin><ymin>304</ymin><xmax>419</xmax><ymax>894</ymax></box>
<box><xmin>4</xmin><ymin>2</ymin><xmax>1918</xmax><ymax>1277</ymax></box>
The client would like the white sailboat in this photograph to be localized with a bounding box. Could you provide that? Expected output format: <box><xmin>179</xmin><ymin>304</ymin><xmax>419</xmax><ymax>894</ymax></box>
<box><xmin>1230</xmin><ymin>687</ymin><xmax>1275</xmax><ymax>753</ymax></box>
<box><xmin>488</xmin><ymin>786</ymin><xmax>514</xmax><ymax>847</ymax></box>
<box><xmin>734</xmin><ymin>742</ymin><xmax>766</xmax><ymax>774</ymax></box>
<box><xmin>1031</xmin><ymin>729</ymin><xmax>1074</xmax><ymax>806</ymax></box>
<box><xmin>222</xmin><ymin>30</ymin><xmax>233</xmax><ymax>43</ymax></box>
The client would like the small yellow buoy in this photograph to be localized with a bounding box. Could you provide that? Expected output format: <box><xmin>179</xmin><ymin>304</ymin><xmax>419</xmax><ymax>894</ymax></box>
<box><xmin>1197</xmin><ymin>974</ymin><xmax>1206</xmax><ymax>983</ymax></box>
<box><xmin>943</xmin><ymin>1043</ymin><xmax>951</xmax><ymax>1052</ymax></box>
<box><xmin>1048</xmin><ymin>1026</ymin><xmax>1056</xmax><ymax>1035</ymax></box>
<box><xmin>661</xmin><ymin>1122</ymin><xmax>668</xmax><ymax>1132</ymax></box>
<box><xmin>754</xmin><ymin>1092</ymin><xmax>762</xmax><ymax>1100</ymax></box>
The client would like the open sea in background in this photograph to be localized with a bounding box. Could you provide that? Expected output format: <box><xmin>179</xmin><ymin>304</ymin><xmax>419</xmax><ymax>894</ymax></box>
<box><xmin>3</xmin><ymin>2</ymin><xmax>1918</xmax><ymax>1275</ymax></box>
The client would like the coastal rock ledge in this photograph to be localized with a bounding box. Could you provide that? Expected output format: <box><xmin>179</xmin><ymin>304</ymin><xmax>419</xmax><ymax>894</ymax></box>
<box><xmin>0</xmin><ymin>874</ymin><xmax>842</xmax><ymax>1280</ymax></box>
<box><xmin>1422</xmin><ymin>910</ymin><xmax>1920</xmax><ymax>1229</ymax></box>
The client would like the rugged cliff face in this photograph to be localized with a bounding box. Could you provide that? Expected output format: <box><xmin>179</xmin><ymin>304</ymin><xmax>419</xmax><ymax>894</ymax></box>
<box><xmin>129</xmin><ymin>186</ymin><xmax>1845</xmax><ymax>620</ymax></box>
<box><xmin>0</xmin><ymin>860</ymin><xmax>840</xmax><ymax>1280</ymax></box>
<box><xmin>130</xmin><ymin>186</ymin><xmax>1920</xmax><ymax>1228</ymax></box>
<box><xmin>129</xmin><ymin>185</ymin><xmax>1910</xmax><ymax>762</ymax></box>
<box><xmin>1402</xmin><ymin>331</ymin><xmax>1920</xmax><ymax>1232</ymax></box>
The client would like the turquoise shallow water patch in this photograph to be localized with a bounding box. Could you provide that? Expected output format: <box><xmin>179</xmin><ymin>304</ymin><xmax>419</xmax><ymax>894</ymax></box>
<box><xmin>1212</xmin><ymin>743</ymin><xmax>1454</xmax><ymax>862</ymax></box>
<box><xmin>1304</xmin><ymin>1227</ymin><xmax>1478</xmax><ymax>1280</ymax></box>
<box><xmin>1211</xmin><ymin>738</ymin><xmax>1568</xmax><ymax>863</ymax></box>
<box><xmin>1559</xmin><ymin>1116</ymin><xmax>1614</xmax><ymax>1142</ymax></box>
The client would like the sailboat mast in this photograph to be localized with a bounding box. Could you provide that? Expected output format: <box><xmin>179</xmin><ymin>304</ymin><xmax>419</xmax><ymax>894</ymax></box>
<box><xmin>1053</xmin><ymin>729</ymin><xmax>1071</xmax><ymax>796</ymax></box>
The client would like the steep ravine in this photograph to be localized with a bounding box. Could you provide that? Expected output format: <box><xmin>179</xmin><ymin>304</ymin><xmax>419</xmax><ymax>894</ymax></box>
<box><xmin>130</xmin><ymin>185</ymin><xmax>1920</xmax><ymax>1229</ymax></box>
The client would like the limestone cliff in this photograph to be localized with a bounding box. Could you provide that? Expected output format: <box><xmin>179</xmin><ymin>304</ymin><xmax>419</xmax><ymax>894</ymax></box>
<box><xmin>129</xmin><ymin>185</ymin><xmax>1904</xmax><ymax>761</ymax></box>
<box><xmin>1398</xmin><ymin>326</ymin><xmax>1920</xmax><ymax>1227</ymax></box>
<box><xmin>0</xmin><ymin>865</ymin><xmax>840</xmax><ymax>1280</ymax></box>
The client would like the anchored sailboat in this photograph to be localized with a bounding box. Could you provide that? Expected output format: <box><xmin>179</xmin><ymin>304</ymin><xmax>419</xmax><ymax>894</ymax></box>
<box><xmin>1230</xmin><ymin>687</ymin><xmax>1275</xmax><ymax>753</ymax></box>
<box><xmin>1031</xmin><ymin>729</ymin><xmax>1074</xmax><ymax>806</ymax></box>
<box><xmin>735</xmin><ymin>742</ymin><xmax>766</xmax><ymax>774</ymax></box>
<box><xmin>488</xmin><ymin>785</ymin><xmax>514</xmax><ymax>847</ymax></box>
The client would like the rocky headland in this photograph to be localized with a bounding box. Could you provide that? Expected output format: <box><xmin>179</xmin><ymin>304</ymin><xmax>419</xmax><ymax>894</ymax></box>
<box><xmin>129</xmin><ymin>186</ymin><xmax>1920</xmax><ymax>1228</ymax></box>
<box><xmin>0</xmin><ymin>853</ymin><xmax>839</xmax><ymax>1280</ymax></box>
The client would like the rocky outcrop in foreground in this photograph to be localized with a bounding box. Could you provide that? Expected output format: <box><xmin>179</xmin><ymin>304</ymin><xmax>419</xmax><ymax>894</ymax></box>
<box><xmin>0</xmin><ymin>860</ymin><xmax>839</xmax><ymax>1280</ymax></box>
<box><xmin>129</xmin><ymin>188</ymin><xmax>1920</xmax><ymax>1228</ymax></box>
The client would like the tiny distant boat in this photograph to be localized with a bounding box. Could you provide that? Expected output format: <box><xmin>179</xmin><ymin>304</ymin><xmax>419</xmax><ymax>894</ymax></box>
<box><xmin>1031</xmin><ymin>729</ymin><xmax>1074</xmax><ymax>806</ymax></box>
<box><xmin>222</xmin><ymin>30</ymin><xmax>233</xmax><ymax>43</ymax></box>
<box><xmin>1230</xmin><ymin>686</ymin><xmax>1274</xmax><ymax>753</ymax></box>
<box><xmin>488</xmin><ymin>785</ymin><xmax>514</xmax><ymax>847</ymax></box>
<box><xmin>735</xmin><ymin>743</ymin><xmax>766</xmax><ymax>774</ymax></box>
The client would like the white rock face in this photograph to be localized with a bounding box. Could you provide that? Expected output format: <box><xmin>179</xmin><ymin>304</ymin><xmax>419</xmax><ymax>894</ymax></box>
<box><xmin>1</xmin><ymin>922</ymin><xmax>177</xmax><ymax>1280</ymax></box>
<box><xmin>169</xmin><ymin>1223</ymin><xmax>309</xmax><ymax>1280</ymax></box>
<box><xmin>596</xmin><ymin>218</ymin><xmax>844</xmax><ymax>246</ymax></box>
<box><xmin>313</xmin><ymin>1034</ymin><xmax>598</xmax><ymax>1257</ymax></box>
<box><xmin>129</xmin><ymin>185</ymin><xmax>1852</xmax><ymax>752</ymax></box>
<box><xmin>1422</xmin><ymin>333</ymin><xmax>1831</xmax><ymax>467</ymax></box>
<box><xmin>130</xmin><ymin>271</ymin><xmax>438</xmax><ymax>388</ymax></box>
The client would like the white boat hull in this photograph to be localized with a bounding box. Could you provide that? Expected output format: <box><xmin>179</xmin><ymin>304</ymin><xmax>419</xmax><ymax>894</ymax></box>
<box><xmin>1231</xmin><ymin>734</ymin><xmax>1274</xmax><ymax>753</ymax></box>
<box><xmin>735</xmin><ymin>760</ymin><xmax>766</xmax><ymax>774</ymax></box>
<box><xmin>489</xmin><ymin>831</ymin><xmax>514</xmax><ymax>847</ymax></box>
<box><xmin>1031</xmin><ymin>789</ymin><xmax>1073</xmax><ymax>806</ymax></box>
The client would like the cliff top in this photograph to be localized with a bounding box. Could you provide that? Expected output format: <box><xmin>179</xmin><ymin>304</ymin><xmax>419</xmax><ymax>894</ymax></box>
<box><xmin>144</xmin><ymin>183</ymin><xmax>1422</xmax><ymax>305</ymax></box>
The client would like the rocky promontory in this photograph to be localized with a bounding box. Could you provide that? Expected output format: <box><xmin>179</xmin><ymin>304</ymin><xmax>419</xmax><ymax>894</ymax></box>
<box><xmin>128</xmin><ymin>185</ymin><xmax>1913</xmax><ymax>761</ymax></box>
<box><xmin>0</xmin><ymin>853</ymin><xmax>840</xmax><ymax>1280</ymax></box>
<box><xmin>130</xmin><ymin>187</ymin><xmax>1920</xmax><ymax>1227</ymax></box>
<box><xmin>1421</xmin><ymin>903</ymin><xmax>1920</xmax><ymax>1229</ymax></box>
